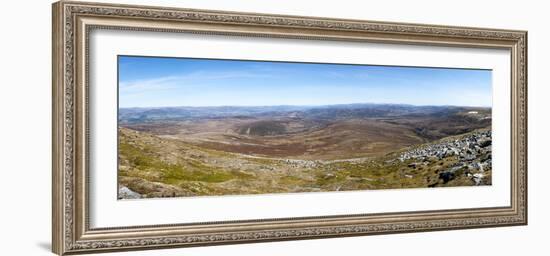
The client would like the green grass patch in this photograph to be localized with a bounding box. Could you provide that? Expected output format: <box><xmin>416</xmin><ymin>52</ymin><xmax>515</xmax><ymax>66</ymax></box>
<box><xmin>119</xmin><ymin>139</ymin><xmax>249</xmax><ymax>185</ymax></box>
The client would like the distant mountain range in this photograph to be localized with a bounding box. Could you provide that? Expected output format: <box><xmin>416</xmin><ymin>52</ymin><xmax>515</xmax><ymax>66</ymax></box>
<box><xmin>119</xmin><ymin>103</ymin><xmax>491</xmax><ymax>124</ymax></box>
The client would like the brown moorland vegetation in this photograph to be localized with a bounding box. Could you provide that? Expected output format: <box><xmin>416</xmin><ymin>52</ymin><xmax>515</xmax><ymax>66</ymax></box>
<box><xmin>118</xmin><ymin>105</ymin><xmax>492</xmax><ymax>199</ymax></box>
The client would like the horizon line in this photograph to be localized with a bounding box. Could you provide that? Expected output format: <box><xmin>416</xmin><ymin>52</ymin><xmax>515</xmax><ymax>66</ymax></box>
<box><xmin>119</xmin><ymin>102</ymin><xmax>492</xmax><ymax>109</ymax></box>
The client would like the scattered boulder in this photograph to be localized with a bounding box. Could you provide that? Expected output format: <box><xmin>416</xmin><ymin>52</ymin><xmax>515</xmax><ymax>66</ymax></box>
<box><xmin>478</xmin><ymin>138</ymin><xmax>491</xmax><ymax>148</ymax></box>
<box><xmin>439</xmin><ymin>172</ymin><xmax>455</xmax><ymax>183</ymax></box>
<box><xmin>472</xmin><ymin>173</ymin><xmax>485</xmax><ymax>185</ymax></box>
<box><xmin>118</xmin><ymin>186</ymin><xmax>141</xmax><ymax>199</ymax></box>
<box><xmin>323</xmin><ymin>173</ymin><xmax>336</xmax><ymax>180</ymax></box>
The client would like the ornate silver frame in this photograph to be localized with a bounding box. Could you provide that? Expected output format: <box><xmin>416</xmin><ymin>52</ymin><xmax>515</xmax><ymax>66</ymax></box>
<box><xmin>52</xmin><ymin>1</ymin><xmax>527</xmax><ymax>255</ymax></box>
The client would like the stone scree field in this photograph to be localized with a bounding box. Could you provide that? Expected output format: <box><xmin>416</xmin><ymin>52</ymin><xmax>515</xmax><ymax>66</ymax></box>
<box><xmin>117</xmin><ymin>104</ymin><xmax>492</xmax><ymax>199</ymax></box>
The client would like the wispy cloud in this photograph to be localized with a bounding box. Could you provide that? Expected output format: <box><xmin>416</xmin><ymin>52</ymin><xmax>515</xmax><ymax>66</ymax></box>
<box><xmin>120</xmin><ymin>70</ymin><xmax>271</xmax><ymax>94</ymax></box>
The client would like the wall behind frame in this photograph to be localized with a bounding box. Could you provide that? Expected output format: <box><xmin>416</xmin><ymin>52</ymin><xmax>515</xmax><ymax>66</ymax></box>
<box><xmin>0</xmin><ymin>0</ymin><xmax>547</xmax><ymax>255</ymax></box>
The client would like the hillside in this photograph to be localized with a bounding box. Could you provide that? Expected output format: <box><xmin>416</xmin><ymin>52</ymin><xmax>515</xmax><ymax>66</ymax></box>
<box><xmin>120</xmin><ymin>105</ymin><xmax>491</xmax><ymax>161</ymax></box>
<box><xmin>119</xmin><ymin>103</ymin><xmax>491</xmax><ymax>124</ymax></box>
<box><xmin>118</xmin><ymin>126</ymin><xmax>492</xmax><ymax>199</ymax></box>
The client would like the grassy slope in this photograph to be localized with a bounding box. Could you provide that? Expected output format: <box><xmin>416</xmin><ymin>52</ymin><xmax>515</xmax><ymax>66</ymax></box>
<box><xmin>118</xmin><ymin>127</ymin><xmax>490</xmax><ymax>199</ymax></box>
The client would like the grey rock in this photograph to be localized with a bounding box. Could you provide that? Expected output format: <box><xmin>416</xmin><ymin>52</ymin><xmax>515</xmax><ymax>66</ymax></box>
<box><xmin>118</xmin><ymin>186</ymin><xmax>141</xmax><ymax>199</ymax></box>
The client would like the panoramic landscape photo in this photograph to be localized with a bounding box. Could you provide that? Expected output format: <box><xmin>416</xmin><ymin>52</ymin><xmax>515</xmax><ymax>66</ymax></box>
<box><xmin>117</xmin><ymin>56</ymin><xmax>492</xmax><ymax>199</ymax></box>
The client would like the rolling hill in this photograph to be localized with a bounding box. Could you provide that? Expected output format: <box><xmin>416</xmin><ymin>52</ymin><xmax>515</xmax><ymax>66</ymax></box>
<box><xmin>118</xmin><ymin>125</ymin><xmax>491</xmax><ymax>199</ymax></box>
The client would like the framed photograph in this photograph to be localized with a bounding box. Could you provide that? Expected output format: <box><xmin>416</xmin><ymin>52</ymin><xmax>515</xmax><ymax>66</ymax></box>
<box><xmin>52</xmin><ymin>1</ymin><xmax>527</xmax><ymax>255</ymax></box>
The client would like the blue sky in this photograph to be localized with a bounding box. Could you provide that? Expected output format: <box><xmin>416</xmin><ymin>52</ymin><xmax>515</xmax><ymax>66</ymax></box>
<box><xmin>118</xmin><ymin>56</ymin><xmax>492</xmax><ymax>108</ymax></box>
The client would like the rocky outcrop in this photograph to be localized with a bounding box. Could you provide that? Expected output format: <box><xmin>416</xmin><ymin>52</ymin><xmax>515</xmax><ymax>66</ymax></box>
<box><xmin>399</xmin><ymin>130</ymin><xmax>492</xmax><ymax>186</ymax></box>
<box><xmin>118</xmin><ymin>186</ymin><xmax>141</xmax><ymax>199</ymax></box>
